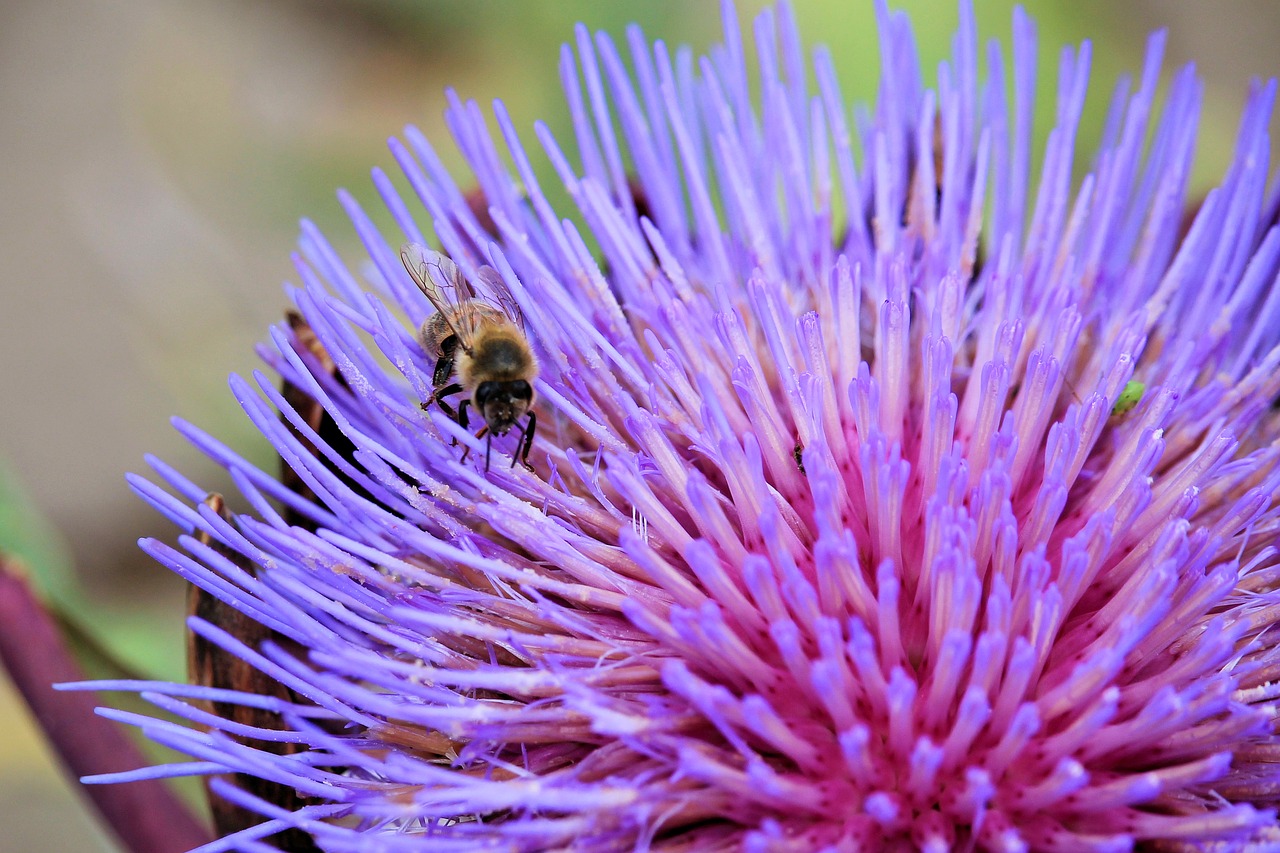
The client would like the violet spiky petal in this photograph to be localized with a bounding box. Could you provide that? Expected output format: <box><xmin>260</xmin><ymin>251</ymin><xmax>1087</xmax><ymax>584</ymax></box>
<box><xmin>59</xmin><ymin>1</ymin><xmax>1280</xmax><ymax>849</ymax></box>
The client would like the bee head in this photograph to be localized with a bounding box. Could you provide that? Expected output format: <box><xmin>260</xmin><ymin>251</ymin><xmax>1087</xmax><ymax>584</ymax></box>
<box><xmin>475</xmin><ymin>380</ymin><xmax>533</xmax><ymax>435</ymax></box>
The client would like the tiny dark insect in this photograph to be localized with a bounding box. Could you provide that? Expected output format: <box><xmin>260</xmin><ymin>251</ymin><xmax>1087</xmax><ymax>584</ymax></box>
<box><xmin>402</xmin><ymin>243</ymin><xmax>539</xmax><ymax>471</ymax></box>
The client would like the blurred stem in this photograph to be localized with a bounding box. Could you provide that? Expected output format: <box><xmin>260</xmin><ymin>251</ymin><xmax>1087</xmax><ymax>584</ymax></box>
<box><xmin>0</xmin><ymin>556</ymin><xmax>212</xmax><ymax>853</ymax></box>
<box><xmin>52</xmin><ymin>605</ymin><xmax>150</xmax><ymax>682</ymax></box>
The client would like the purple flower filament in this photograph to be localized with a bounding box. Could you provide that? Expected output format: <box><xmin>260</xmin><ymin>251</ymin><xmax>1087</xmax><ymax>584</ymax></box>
<box><xmin>75</xmin><ymin>2</ymin><xmax>1280</xmax><ymax>850</ymax></box>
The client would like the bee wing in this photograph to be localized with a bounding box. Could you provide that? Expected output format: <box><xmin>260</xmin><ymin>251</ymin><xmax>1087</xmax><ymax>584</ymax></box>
<box><xmin>474</xmin><ymin>265</ymin><xmax>527</xmax><ymax>332</ymax></box>
<box><xmin>400</xmin><ymin>242</ymin><xmax>481</xmax><ymax>351</ymax></box>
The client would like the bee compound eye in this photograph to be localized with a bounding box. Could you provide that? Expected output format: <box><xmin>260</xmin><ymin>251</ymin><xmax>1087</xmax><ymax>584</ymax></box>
<box><xmin>474</xmin><ymin>381</ymin><xmax>499</xmax><ymax>405</ymax></box>
<box><xmin>509</xmin><ymin>380</ymin><xmax>532</xmax><ymax>400</ymax></box>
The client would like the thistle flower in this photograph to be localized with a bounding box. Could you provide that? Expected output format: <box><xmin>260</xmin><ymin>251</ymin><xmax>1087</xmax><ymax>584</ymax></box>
<box><xmin>70</xmin><ymin>2</ymin><xmax>1280</xmax><ymax>850</ymax></box>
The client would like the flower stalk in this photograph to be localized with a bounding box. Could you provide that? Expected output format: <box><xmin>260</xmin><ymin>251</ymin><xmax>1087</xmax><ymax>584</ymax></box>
<box><xmin>0</xmin><ymin>558</ymin><xmax>212</xmax><ymax>852</ymax></box>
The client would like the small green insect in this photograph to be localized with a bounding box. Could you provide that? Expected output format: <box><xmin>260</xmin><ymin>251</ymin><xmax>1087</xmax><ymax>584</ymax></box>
<box><xmin>1111</xmin><ymin>380</ymin><xmax>1146</xmax><ymax>417</ymax></box>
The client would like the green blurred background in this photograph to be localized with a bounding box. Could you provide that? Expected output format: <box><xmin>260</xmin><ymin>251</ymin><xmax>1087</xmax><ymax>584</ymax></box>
<box><xmin>2</xmin><ymin>1</ymin><xmax>1277</xmax><ymax>849</ymax></box>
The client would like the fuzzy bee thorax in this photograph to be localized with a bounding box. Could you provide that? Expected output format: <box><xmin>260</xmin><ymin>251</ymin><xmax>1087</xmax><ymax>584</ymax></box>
<box><xmin>456</xmin><ymin>327</ymin><xmax>538</xmax><ymax>389</ymax></box>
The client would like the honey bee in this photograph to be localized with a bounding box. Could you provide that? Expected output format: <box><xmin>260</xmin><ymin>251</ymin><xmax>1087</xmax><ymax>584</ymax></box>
<box><xmin>400</xmin><ymin>243</ymin><xmax>538</xmax><ymax>470</ymax></box>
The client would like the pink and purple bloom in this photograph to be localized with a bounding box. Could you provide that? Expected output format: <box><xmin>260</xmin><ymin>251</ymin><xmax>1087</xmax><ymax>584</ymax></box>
<box><xmin>65</xmin><ymin>2</ymin><xmax>1280</xmax><ymax>850</ymax></box>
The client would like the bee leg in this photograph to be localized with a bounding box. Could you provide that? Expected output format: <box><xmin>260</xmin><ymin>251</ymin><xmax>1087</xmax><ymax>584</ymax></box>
<box><xmin>460</xmin><ymin>425</ymin><xmax>489</xmax><ymax>465</ymax></box>
<box><xmin>512</xmin><ymin>411</ymin><xmax>537</xmax><ymax>471</ymax></box>
<box><xmin>430</xmin><ymin>342</ymin><xmax>457</xmax><ymax>390</ymax></box>
<box><xmin>438</xmin><ymin>399</ymin><xmax>472</xmax><ymax>449</ymax></box>
<box><xmin>432</xmin><ymin>398</ymin><xmax>461</xmax><ymax>446</ymax></box>
<box><xmin>423</xmin><ymin>381</ymin><xmax>464</xmax><ymax>413</ymax></box>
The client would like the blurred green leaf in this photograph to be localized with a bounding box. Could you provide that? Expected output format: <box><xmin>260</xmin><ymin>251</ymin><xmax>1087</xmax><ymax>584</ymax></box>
<box><xmin>0</xmin><ymin>460</ymin><xmax>76</xmax><ymax>602</ymax></box>
<box><xmin>0</xmin><ymin>461</ymin><xmax>184</xmax><ymax>681</ymax></box>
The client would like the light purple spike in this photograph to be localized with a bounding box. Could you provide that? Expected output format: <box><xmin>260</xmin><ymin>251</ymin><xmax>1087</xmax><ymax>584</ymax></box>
<box><xmin>67</xmin><ymin>4</ymin><xmax>1280</xmax><ymax>851</ymax></box>
<box><xmin>598</xmin><ymin>30</ymin><xmax>688</xmax><ymax>246</ymax></box>
<box><xmin>573</xmin><ymin>24</ymin><xmax>633</xmax><ymax>222</ymax></box>
<box><xmin>559</xmin><ymin>41</ymin><xmax>608</xmax><ymax>194</ymax></box>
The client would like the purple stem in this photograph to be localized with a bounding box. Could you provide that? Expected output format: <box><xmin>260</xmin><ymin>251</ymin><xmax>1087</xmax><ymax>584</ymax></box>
<box><xmin>0</xmin><ymin>558</ymin><xmax>213</xmax><ymax>853</ymax></box>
